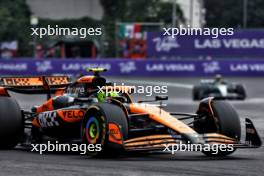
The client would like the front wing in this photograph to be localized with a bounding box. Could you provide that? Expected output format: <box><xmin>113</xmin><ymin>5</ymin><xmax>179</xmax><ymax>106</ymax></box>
<box><xmin>121</xmin><ymin>118</ymin><xmax>262</xmax><ymax>152</ymax></box>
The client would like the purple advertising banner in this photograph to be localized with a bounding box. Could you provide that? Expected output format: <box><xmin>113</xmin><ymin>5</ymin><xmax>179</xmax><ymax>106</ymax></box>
<box><xmin>0</xmin><ymin>59</ymin><xmax>264</xmax><ymax>76</ymax></box>
<box><xmin>147</xmin><ymin>30</ymin><xmax>264</xmax><ymax>58</ymax></box>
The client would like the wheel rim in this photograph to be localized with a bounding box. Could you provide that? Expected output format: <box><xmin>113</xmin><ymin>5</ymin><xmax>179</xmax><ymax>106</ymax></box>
<box><xmin>85</xmin><ymin>117</ymin><xmax>100</xmax><ymax>144</ymax></box>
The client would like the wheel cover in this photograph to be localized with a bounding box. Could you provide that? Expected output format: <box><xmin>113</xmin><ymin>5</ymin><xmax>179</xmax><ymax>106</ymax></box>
<box><xmin>85</xmin><ymin>117</ymin><xmax>100</xmax><ymax>144</ymax></box>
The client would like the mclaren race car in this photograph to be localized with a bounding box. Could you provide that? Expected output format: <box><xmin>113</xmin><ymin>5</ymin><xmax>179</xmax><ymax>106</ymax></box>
<box><xmin>193</xmin><ymin>75</ymin><xmax>247</xmax><ymax>101</ymax></box>
<box><xmin>0</xmin><ymin>69</ymin><xmax>261</xmax><ymax>157</ymax></box>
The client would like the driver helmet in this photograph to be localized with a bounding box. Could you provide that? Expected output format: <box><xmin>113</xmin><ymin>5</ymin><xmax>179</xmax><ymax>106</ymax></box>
<box><xmin>97</xmin><ymin>91</ymin><xmax>119</xmax><ymax>102</ymax></box>
<box><xmin>215</xmin><ymin>74</ymin><xmax>223</xmax><ymax>83</ymax></box>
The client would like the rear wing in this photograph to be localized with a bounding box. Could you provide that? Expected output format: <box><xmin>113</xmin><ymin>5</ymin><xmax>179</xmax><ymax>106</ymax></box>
<box><xmin>0</xmin><ymin>76</ymin><xmax>69</xmax><ymax>87</ymax></box>
<box><xmin>0</xmin><ymin>76</ymin><xmax>70</xmax><ymax>96</ymax></box>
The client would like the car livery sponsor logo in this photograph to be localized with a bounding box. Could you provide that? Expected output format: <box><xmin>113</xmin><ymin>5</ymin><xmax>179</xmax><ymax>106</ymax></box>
<box><xmin>2</xmin><ymin>77</ymin><xmax>43</xmax><ymax>86</ymax></box>
<box><xmin>108</xmin><ymin>123</ymin><xmax>122</xmax><ymax>145</ymax></box>
<box><xmin>3</xmin><ymin>78</ymin><xmax>31</xmax><ymax>86</ymax></box>
<box><xmin>38</xmin><ymin>111</ymin><xmax>59</xmax><ymax>127</ymax></box>
<box><xmin>66</xmin><ymin>86</ymin><xmax>85</xmax><ymax>96</ymax></box>
<box><xmin>46</xmin><ymin>76</ymin><xmax>69</xmax><ymax>85</ymax></box>
<box><xmin>62</xmin><ymin>110</ymin><xmax>84</xmax><ymax>119</ymax></box>
<box><xmin>57</xmin><ymin>110</ymin><xmax>85</xmax><ymax>122</ymax></box>
<box><xmin>246</xmin><ymin>128</ymin><xmax>255</xmax><ymax>134</ymax></box>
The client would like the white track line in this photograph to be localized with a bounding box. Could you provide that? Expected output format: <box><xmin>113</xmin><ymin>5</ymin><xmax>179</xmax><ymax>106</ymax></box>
<box><xmin>126</xmin><ymin>80</ymin><xmax>193</xmax><ymax>89</ymax></box>
<box><xmin>126</xmin><ymin>80</ymin><xmax>264</xmax><ymax>103</ymax></box>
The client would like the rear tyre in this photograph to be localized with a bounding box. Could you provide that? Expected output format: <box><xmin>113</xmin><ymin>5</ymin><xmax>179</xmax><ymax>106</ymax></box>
<box><xmin>81</xmin><ymin>103</ymin><xmax>128</xmax><ymax>156</ymax></box>
<box><xmin>0</xmin><ymin>97</ymin><xmax>23</xmax><ymax>149</ymax></box>
<box><xmin>195</xmin><ymin>99</ymin><xmax>241</xmax><ymax>156</ymax></box>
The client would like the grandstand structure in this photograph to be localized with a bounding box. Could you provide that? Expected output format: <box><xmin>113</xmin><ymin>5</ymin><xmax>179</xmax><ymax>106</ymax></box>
<box><xmin>26</xmin><ymin>0</ymin><xmax>103</xmax><ymax>20</ymax></box>
<box><xmin>163</xmin><ymin>0</ymin><xmax>205</xmax><ymax>27</ymax></box>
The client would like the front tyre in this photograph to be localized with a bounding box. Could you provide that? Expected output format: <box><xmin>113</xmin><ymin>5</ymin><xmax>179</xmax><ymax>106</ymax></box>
<box><xmin>195</xmin><ymin>99</ymin><xmax>241</xmax><ymax>156</ymax></box>
<box><xmin>81</xmin><ymin>103</ymin><xmax>128</xmax><ymax>156</ymax></box>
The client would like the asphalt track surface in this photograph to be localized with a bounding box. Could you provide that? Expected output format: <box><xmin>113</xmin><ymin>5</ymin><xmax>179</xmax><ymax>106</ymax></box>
<box><xmin>0</xmin><ymin>77</ymin><xmax>264</xmax><ymax>176</ymax></box>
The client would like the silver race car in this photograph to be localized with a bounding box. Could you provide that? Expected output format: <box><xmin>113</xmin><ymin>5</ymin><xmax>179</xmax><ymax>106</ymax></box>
<box><xmin>193</xmin><ymin>75</ymin><xmax>246</xmax><ymax>101</ymax></box>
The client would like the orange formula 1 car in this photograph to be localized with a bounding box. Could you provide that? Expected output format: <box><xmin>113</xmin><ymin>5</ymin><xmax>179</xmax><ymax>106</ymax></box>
<box><xmin>0</xmin><ymin>68</ymin><xmax>261</xmax><ymax>156</ymax></box>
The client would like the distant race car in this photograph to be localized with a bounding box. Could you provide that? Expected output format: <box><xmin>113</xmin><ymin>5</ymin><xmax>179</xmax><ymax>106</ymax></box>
<box><xmin>0</xmin><ymin>69</ymin><xmax>260</xmax><ymax>157</ymax></box>
<box><xmin>192</xmin><ymin>75</ymin><xmax>246</xmax><ymax>101</ymax></box>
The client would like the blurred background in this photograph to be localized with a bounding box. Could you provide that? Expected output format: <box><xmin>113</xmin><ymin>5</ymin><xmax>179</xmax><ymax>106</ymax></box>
<box><xmin>1</xmin><ymin>2</ymin><xmax>264</xmax><ymax>175</ymax></box>
<box><xmin>0</xmin><ymin>0</ymin><xmax>264</xmax><ymax>76</ymax></box>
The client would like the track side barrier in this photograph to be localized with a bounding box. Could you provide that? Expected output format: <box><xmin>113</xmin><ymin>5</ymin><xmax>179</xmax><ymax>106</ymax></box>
<box><xmin>1</xmin><ymin>59</ymin><xmax>264</xmax><ymax>76</ymax></box>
